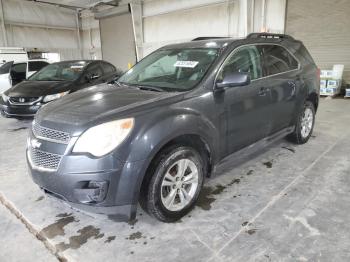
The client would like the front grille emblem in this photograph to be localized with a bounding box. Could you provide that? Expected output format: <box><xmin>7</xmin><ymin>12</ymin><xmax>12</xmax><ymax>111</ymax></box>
<box><xmin>19</xmin><ymin>98</ymin><xmax>25</xmax><ymax>103</ymax></box>
<box><xmin>31</xmin><ymin>139</ymin><xmax>41</xmax><ymax>149</ymax></box>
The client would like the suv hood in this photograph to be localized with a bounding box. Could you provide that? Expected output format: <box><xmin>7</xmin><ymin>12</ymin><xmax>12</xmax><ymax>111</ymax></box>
<box><xmin>36</xmin><ymin>84</ymin><xmax>183</xmax><ymax>129</ymax></box>
<box><xmin>5</xmin><ymin>80</ymin><xmax>74</xmax><ymax>97</ymax></box>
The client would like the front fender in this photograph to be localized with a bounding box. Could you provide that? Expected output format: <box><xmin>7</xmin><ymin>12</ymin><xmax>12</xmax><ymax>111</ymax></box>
<box><xmin>115</xmin><ymin>108</ymin><xmax>220</xmax><ymax>164</ymax></box>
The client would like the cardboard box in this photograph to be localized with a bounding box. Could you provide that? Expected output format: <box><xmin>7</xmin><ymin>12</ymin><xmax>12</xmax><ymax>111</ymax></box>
<box><xmin>345</xmin><ymin>88</ymin><xmax>350</xmax><ymax>97</ymax></box>
<box><xmin>321</xmin><ymin>70</ymin><xmax>333</xmax><ymax>79</ymax></box>
<box><xmin>320</xmin><ymin>79</ymin><xmax>327</xmax><ymax>88</ymax></box>
<box><xmin>327</xmin><ymin>80</ymin><xmax>340</xmax><ymax>89</ymax></box>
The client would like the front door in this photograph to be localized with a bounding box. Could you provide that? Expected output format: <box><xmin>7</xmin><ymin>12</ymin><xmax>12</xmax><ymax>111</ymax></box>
<box><xmin>215</xmin><ymin>45</ymin><xmax>273</xmax><ymax>154</ymax></box>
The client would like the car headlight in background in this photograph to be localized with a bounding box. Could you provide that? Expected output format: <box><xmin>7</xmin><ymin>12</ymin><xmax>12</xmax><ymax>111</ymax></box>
<box><xmin>1</xmin><ymin>93</ymin><xmax>8</xmax><ymax>103</ymax></box>
<box><xmin>73</xmin><ymin>118</ymin><xmax>134</xmax><ymax>157</ymax></box>
<box><xmin>43</xmin><ymin>91</ymin><xmax>69</xmax><ymax>103</ymax></box>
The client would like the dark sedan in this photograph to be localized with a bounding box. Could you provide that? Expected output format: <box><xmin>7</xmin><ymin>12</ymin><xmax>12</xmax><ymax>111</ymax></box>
<box><xmin>0</xmin><ymin>60</ymin><xmax>118</xmax><ymax>119</ymax></box>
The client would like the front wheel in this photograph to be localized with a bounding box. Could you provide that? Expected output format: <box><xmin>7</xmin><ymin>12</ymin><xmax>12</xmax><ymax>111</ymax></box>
<box><xmin>288</xmin><ymin>101</ymin><xmax>315</xmax><ymax>144</ymax></box>
<box><xmin>141</xmin><ymin>146</ymin><xmax>205</xmax><ymax>222</ymax></box>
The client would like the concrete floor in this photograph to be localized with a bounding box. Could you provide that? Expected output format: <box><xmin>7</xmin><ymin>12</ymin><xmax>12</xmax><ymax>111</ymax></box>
<box><xmin>0</xmin><ymin>98</ymin><xmax>349</xmax><ymax>262</ymax></box>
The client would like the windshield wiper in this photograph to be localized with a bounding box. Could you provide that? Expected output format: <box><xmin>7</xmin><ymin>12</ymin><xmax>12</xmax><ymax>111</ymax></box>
<box><xmin>135</xmin><ymin>85</ymin><xmax>164</xmax><ymax>92</ymax></box>
<box><xmin>118</xmin><ymin>82</ymin><xmax>164</xmax><ymax>92</ymax></box>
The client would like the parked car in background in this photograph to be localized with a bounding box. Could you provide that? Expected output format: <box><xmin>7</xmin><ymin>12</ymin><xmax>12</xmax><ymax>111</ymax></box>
<box><xmin>0</xmin><ymin>60</ymin><xmax>118</xmax><ymax>119</ymax></box>
<box><xmin>0</xmin><ymin>59</ymin><xmax>49</xmax><ymax>94</ymax></box>
<box><xmin>26</xmin><ymin>33</ymin><xmax>319</xmax><ymax>222</ymax></box>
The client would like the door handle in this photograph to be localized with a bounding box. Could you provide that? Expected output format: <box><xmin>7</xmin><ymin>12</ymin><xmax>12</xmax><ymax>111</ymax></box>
<box><xmin>258</xmin><ymin>87</ymin><xmax>270</xmax><ymax>96</ymax></box>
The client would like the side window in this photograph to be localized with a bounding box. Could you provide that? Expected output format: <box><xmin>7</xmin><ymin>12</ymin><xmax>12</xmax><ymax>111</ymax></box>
<box><xmin>101</xmin><ymin>62</ymin><xmax>116</xmax><ymax>74</ymax></box>
<box><xmin>28</xmin><ymin>61</ymin><xmax>49</xmax><ymax>72</ymax></box>
<box><xmin>0</xmin><ymin>61</ymin><xmax>13</xmax><ymax>75</ymax></box>
<box><xmin>11</xmin><ymin>63</ymin><xmax>27</xmax><ymax>74</ymax></box>
<box><xmin>263</xmin><ymin>45</ymin><xmax>299</xmax><ymax>76</ymax></box>
<box><xmin>218</xmin><ymin>46</ymin><xmax>262</xmax><ymax>82</ymax></box>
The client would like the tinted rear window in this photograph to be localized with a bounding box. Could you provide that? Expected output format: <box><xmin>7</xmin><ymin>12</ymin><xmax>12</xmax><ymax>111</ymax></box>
<box><xmin>262</xmin><ymin>45</ymin><xmax>299</xmax><ymax>76</ymax></box>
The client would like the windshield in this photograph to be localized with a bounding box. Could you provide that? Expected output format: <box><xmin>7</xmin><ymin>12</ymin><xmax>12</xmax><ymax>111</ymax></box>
<box><xmin>118</xmin><ymin>48</ymin><xmax>219</xmax><ymax>92</ymax></box>
<box><xmin>29</xmin><ymin>61</ymin><xmax>87</xmax><ymax>81</ymax></box>
<box><xmin>0</xmin><ymin>61</ymin><xmax>13</xmax><ymax>75</ymax></box>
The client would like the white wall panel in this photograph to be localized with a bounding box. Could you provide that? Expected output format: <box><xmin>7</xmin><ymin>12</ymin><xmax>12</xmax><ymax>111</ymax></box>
<box><xmin>286</xmin><ymin>0</ymin><xmax>350</xmax><ymax>83</ymax></box>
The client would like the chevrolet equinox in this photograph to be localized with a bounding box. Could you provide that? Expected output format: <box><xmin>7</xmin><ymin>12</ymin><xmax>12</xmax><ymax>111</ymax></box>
<box><xmin>27</xmin><ymin>33</ymin><xmax>319</xmax><ymax>222</ymax></box>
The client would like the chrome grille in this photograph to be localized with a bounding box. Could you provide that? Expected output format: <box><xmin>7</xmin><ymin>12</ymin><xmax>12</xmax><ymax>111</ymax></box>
<box><xmin>9</xmin><ymin>97</ymin><xmax>41</xmax><ymax>105</ymax></box>
<box><xmin>29</xmin><ymin>148</ymin><xmax>62</xmax><ymax>171</ymax></box>
<box><xmin>33</xmin><ymin>122</ymin><xmax>70</xmax><ymax>144</ymax></box>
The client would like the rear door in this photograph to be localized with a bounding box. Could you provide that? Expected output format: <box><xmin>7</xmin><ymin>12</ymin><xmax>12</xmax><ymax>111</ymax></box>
<box><xmin>261</xmin><ymin>45</ymin><xmax>300</xmax><ymax>133</ymax></box>
<box><xmin>216</xmin><ymin>45</ymin><xmax>273</xmax><ymax>154</ymax></box>
<box><xmin>10</xmin><ymin>63</ymin><xmax>27</xmax><ymax>86</ymax></box>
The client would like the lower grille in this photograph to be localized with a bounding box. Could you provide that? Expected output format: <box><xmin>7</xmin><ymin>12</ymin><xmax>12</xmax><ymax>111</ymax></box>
<box><xmin>29</xmin><ymin>148</ymin><xmax>62</xmax><ymax>171</ymax></box>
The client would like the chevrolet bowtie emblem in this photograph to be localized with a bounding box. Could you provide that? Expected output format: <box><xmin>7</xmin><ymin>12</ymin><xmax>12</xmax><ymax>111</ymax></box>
<box><xmin>31</xmin><ymin>139</ymin><xmax>41</xmax><ymax>149</ymax></box>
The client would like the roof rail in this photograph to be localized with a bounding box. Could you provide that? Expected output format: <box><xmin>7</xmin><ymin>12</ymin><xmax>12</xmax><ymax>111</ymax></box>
<box><xmin>192</xmin><ymin>37</ymin><xmax>228</xmax><ymax>41</ymax></box>
<box><xmin>246</xmin><ymin>33</ymin><xmax>294</xmax><ymax>40</ymax></box>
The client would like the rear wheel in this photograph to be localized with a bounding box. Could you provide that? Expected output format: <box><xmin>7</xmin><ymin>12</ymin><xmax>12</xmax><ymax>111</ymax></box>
<box><xmin>288</xmin><ymin>101</ymin><xmax>315</xmax><ymax>144</ymax></box>
<box><xmin>141</xmin><ymin>146</ymin><xmax>205</xmax><ymax>222</ymax></box>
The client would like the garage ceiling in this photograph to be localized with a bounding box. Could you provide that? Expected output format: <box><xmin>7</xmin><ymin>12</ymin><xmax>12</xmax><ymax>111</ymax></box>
<box><xmin>26</xmin><ymin>0</ymin><xmax>120</xmax><ymax>9</ymax></box>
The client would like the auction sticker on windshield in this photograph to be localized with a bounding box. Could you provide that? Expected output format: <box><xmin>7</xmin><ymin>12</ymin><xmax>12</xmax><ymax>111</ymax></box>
<box><xmin>174</xmin><ymin>61</ymin><xmax>199</xmax><ymax>68</ymax></box>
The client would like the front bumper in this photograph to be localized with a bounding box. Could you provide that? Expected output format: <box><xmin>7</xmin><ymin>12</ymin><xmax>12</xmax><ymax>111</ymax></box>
<box><xmin>0</xmin><ymin>101</ymin><xmax>41</xmax><ymax>118</ymax></box>
<box><xmin>26</xmin><ymin>130</ymin><xmax>148</xmax><ymax>221</ymax></box>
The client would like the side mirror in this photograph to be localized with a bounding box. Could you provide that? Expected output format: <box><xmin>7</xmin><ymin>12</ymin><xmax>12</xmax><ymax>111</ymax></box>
<box><xmin>215</xmin><ymin>72</ymin><xmax>251</xmax><ymax>91</ymax></box>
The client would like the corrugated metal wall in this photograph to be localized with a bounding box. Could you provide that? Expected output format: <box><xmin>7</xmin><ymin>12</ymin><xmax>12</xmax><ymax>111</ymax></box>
<box><xmin>286</xmin><ymin>0</ymin><xmax>350</xmax><ymax>84</ymax></box>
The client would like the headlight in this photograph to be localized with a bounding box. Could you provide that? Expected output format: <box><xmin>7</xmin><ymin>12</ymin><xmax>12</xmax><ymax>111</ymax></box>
<box><xmin>73</xmin><ymin>118</ymin><xmax>134</xmax><ymax>157</ymax></box>
<box><xmin>1</xmin><ymin>93</ymin><xmax>8</xmax><ymax>103</ymax></box>
<box><xmin>43</xmin><ymin>91</ymin><xmax>69</xmax><ymax>103</ymax></box>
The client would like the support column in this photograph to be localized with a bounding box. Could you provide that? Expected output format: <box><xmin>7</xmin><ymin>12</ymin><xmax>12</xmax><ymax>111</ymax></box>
<box><xmin>0</xmin><ymin>0</ymin><xmax>8</xmax><ymax>46</ymax></box>
<box><xmin>130</xmin><ymin>0</ymin><xmax>143</xmax><ymax>61</ymax></box>
<box><xmin>75</xmin><ymin>10</ymin><xmax>83</xmax><ymax>59</ymax></box>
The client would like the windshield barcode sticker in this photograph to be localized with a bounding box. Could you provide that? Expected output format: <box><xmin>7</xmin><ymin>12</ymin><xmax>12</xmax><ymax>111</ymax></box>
<box><xmin>174</xmin><ymin>61</ymin><xmax>199</xmax><ymax>68</ymax></box>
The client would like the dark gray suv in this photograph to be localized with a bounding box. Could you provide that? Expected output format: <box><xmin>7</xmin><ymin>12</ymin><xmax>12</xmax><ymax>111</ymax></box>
<box><xmin>27</xmin><ymin>33</ymin><xmax>319</xmax><ymax>222</ymax></box>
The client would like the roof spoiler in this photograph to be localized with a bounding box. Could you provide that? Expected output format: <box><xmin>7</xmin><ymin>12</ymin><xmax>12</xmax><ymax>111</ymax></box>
<box><xmin>192</xmin><ymin>37</ymin><xmax>228</xmax><ymax>41</ymax></box>
<box><xmin>246</xmin><ymin>33</ymin><xmax>294</xmax><ymax>40</ymax></box>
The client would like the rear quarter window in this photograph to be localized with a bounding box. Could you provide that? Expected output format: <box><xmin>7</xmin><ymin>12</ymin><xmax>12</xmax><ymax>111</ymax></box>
<box><xmin>0</xmin><ymin>61</ymin><xmax>13</xmax><ymax>74</ymax></box>
<box><xmin>262</xmin><ymin>45</ymin><xmax>299</xmax><ymax>76</ymax></box>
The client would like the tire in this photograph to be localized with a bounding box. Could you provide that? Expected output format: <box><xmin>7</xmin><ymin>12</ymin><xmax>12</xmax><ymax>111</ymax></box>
<box><xmin>288</xmin><ymin>101</ymin><xmax>315</xmax><ymax>144</ymax></box>
<box><xmin>140</xmin><ymin>146</ymin><xmax>205</xmax><ymax>222</ymax></box>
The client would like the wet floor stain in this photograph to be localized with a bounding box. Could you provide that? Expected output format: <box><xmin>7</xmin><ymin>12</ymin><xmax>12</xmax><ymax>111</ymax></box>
<box><xmin>233</xmin><ymin>194</ymin><xmax>241</xmax><ymax>198</ymax></box>
<box><xmin>196</xmin><ymin>186</ymin><xmax>216</xmax><ymax>210</ymax></box>
<box><xmin>263</xmin><ymin>161</ymin><xmax>273</xmax><ymax>168</ymax></box>
<box><xmin>246</xmin><ymin>229</ymin><xmax>257</xmax><ymax>235</ymax></box>
<box><xmin>126</xmin><ymin>231</ymin><xmax>143</xmax><ymax>240</ymax></box>
<box><xmin>196</xmin><ymin>176</ymin><xmax>243</xmax><ymax>210</ymax></box>
<box><xmin>246</xmin><ymin>170</ymin><xmax>254</xmax><ymax>176</ymax></box>
<box><xmin>282</xmin><ymin>146</ymin><xmax>295</xmax><ymax>153</ymax></box>
<box><xmin>242</xmin><ymin>221</ymin><xmax>249</xmax><ymax>226</ymax></box>
<box><xmin>211</xmin><ymin>184</ymin><xmax>226</xmax><ymax>195</ymax></box>
<box><xmin>8</xmin><ymin>127</ymin><xmax>28</xmax><ymax>132</ymax></box>
<box><xmin>40</xmin><ymin>213</ymin><xmax>76</xmax><ymax>239</ymax></box>
<box><xmin>56</xmin><ymin>225</ymin><xmax>104</xmax><ymax>251</ymax></box>
<box><xmin>128</xmin><ymin>219</ymin><xmax>138</xmax><ymax>226</ymax></box>
<box><xmin>35</xmin><ymin>196</ymin><xmax>44</xmax><ymax>202</ymax></box>
<box><xmin>227</xmin><ymin>178</ymin><xmax>240</xmax><ymax>186</ymax></box>
<box><xmin>104</xmin><ymin>236</ymin><xmax>116</xmax><ymax>243</ymax></box>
